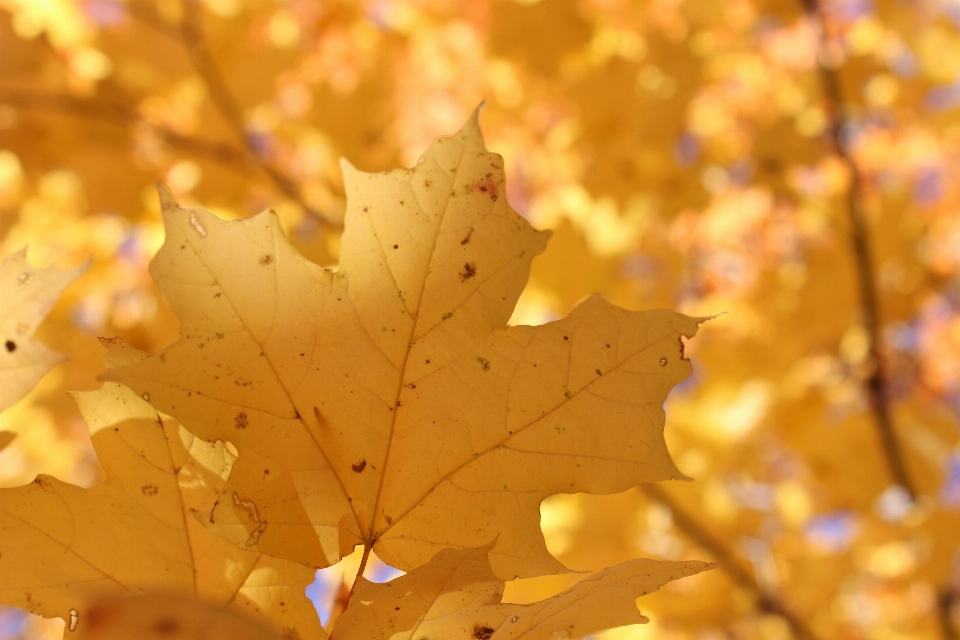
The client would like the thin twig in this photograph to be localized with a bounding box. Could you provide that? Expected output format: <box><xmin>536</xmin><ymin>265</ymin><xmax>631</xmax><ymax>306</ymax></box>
<box><xmin>176</xmin><ymin>0</ymin><xmax>331</xmax><ymax>225</ymax></box>
<box><xmin>640</xmin><ymin>484</ymin><xmax>820</xmax><ymax>640</ymax></box>
<box><xmin>940</xmin><ymin>590</ymin><xmax>959</xmax><ymax>640</ymax></box>
<box><xmin>0</xmin><ymin>88</ymin><xmax>248</xmax><ymax>166</ymax></box>
<box><xmin>799</xmin><ymin>0</ymin><xmax>917</xmax><ymax>500</ymax></box>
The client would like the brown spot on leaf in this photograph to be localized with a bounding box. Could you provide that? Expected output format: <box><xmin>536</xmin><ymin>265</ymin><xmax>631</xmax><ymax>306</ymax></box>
<box><xmin>352</xmin><ymin>460</ymin><xmax>367</xmax><ymax>473</ymax></box>
<box><xmin>4</xmin><ymin>340</ymin><xmax>15</xmax><ymax>352</ymax></box>
<box><xmin>461</xmin><ymin>228</ymin><xmax>473</xmax><ymax>244</ymax></box>
<box><xmin>235</xmin><ymin>412</ymin><xmax>248</xmax><ymax>429</ymax></box>
<box><xmin>459</xmin><ymin>262</ymin><xmax>477</xmax><ymax>282</ymax></box>
<box><xmin>472</xmin><ymin>625</ymin><xmax>495</xmax><ymax>640</ymax></box>
<box><xmin>141</xmin><ymin>485</ymin><xmax>158</xmax><ymax>496</ymax></box>
<box><xmin>477</xmin><ymin>356</ymin><xmax>491</xmax><ymax>371</ymax></box>
<box><xmin>154</xmin><ymin>618</ymin><xmax>180</xmax><ymax>634</ymax></box>
<box><xmin>474</xmin><ymin>176</ymin><xmax>499</xmax><ymax>200</ymax></box>
<box><xmin>260</xmin><ymin>254</ymin><xmax>274</xmax><ymax>266</ymax></box>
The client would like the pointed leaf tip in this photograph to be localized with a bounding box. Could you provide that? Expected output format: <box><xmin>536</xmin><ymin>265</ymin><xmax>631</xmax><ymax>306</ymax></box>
<box><xmin>156</xmin><ymin>182</ymin><xmax>179</xmax><ymax>212</ymax></box>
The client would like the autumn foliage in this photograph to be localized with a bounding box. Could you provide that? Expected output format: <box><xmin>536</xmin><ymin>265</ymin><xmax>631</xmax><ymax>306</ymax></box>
<box><xmin>2</xmin><ymin>0</ymin><xmax>960</xmax><ymax>639</ymax></box>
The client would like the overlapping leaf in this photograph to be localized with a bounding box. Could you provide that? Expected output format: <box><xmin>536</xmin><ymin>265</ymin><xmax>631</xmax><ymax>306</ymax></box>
<box><xmin>335</xmin><ymin>546</ymin><xmax>712</xmax><ymax>640</ymax></box>
<box><xmin>105</xmin><ymin>110</ymin><xmax>704</xmax><ymax>579</ymax></box>
<box><xmin>0</xmin><ymin>340</ymin><xmax>323</xmax><ymax>639</ymax></box>
<box><xmin>0</xmin><ymin>248</ymin><xmax>86</xmax><ymax>411</ymax></box>
<box><xmin>74</xmin><ymin>593</ymin><xmax>284</xmax><ymax>640</ymax></box>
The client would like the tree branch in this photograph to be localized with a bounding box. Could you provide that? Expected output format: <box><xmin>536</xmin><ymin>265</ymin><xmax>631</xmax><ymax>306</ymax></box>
<box><xmin>940</xmin><ymin>590</ymin><xmax>959</xmax><ymax>640</ymax></box>
<box><xmin>640</xmin><ymin>484</ymin><xmax>821</xmax><ymax>640</ymax></box>
<box><xmin>0</xmin><ymin>87</ymin><xmax>250</xmax><ymax>166</ymax></box>
<box><xmin>175</xmin><ymin>0</ymin><xmax>332</xmax><ymax>226</ymax></box>
<box><xmin>799</xmin><ymin>0</ymin><xmax>917</xmax><ymax>500</ymax></box>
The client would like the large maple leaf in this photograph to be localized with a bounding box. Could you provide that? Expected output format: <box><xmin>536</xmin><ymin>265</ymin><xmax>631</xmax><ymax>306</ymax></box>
<box><xmin>0</xmin><ymin>248</ymin><xmax>86</xmax><ymax>411</ymax></box>
<box><xmin>106</xmin><ymin>109</ymin><xmax>703</xmax><ymax>579</ymax></box>
<box><xmin>0</xmin><ymin>340</ymin><xmax>323</xmax><ymax>639</ymax></box>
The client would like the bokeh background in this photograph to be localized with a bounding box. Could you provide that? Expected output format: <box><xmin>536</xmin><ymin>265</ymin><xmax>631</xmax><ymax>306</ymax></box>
<box><xmin>1</xmin><ymin>0</ymin><xmax>960</xmax><ymax>638</ymax></box>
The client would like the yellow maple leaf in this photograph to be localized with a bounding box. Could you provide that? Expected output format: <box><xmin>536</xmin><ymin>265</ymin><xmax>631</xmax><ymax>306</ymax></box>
<box><xmin>0</xmin><ymin>247</ymin><xmax>86</xmax><ymax>411</ymax></box>
<box><xmin>0</xmin><ymin>339</ymin><xmax>324</xmax><ymax>639</ymax></box>
<box><xmin>105</xmin><ymin>109</ymin><xmax>703</xmax><ymax>580</ymax></box>
<box><xmin>334</xmin><ymin>546</ymin><xmax>712</xmax><ymax>640</ymax></box>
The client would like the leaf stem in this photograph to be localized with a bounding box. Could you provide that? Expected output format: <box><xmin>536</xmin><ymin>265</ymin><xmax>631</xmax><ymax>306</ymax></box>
<box><xmin>640</xmin><ymin>484</ymin><xmax>820</xmax><ymax>640</ymax></box>
<box><xmin>798</xmin><ymin>0</ymin><xmax>917</xmax><ymax>500</ymax></box>
<box><xmin>328</xmin><ymin>545</ymin><xmax>371</xmax><ymax>639</ymax></box>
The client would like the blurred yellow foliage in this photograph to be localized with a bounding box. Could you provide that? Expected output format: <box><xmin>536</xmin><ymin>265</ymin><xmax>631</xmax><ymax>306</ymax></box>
<box><xmin>1</xmin><ymin>0</ymin><xmax>960</xmax><ymax>638</ymax></box>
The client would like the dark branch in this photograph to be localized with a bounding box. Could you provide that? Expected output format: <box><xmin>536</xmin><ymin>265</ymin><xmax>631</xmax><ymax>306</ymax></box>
<box><xmin>940</xmin><ymin>590</ymin><xmax>959</xmax><ymax>640</ymax></box>
<box><xmin>0</xmin><ymin>88</ymin><xmax>248</xmax><ymax>166</ymax></box>
<box><xmin>799</xmin><ymin>0</ymin><xmax>917</xmax><ymax>500</ymax></box>
<box><xmin>641</xmin><ymin>484</ymin><xmax>821</xmax><ymax>640</ymax></box>
<box><xmin>175</xmin><ymin>0</ymin><xmax>332</xmax><ymax>226</ymax></box>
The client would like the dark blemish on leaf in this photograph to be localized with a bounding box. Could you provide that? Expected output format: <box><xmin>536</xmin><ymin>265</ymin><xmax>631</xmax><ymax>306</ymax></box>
<box><xmin>472</xmin><ymin>625</ymin><xmax>495</xmax><ymax>640</ymax></box>
<box><xmin>214</xmin><ymin>292</ymin><xmax>222</xmax><ymax>298</ymax></box>
<box><xmin>424</xmin><ymin>179</ymin><xmax>432</xmax><ymax>187</ymax></box>
<box><xmin>606</xmin><ymin>343</ymin><xmax>611</xmax><ymax>348</ymax></box>
<box><xmin>563</xmin><ymin>336</ymin><xmax>569</xmax><ymax>340</ymax></box>
<box><xmin>408</xmin><ymin>384</ymin><xmax>416</xmax><ymax>389</ymax></box>
<box><xmin>660</xmin><ymin>357</ymin><xmax>668</xmax><ymax>366</ymax></box>
<box><xmin>352</xmin><ymin>460</ymin><xmax>367</xmax><ymax>473</ymax></box>
<box><xmin>260</xmin><ymin>254</ymin><xmax>274</xmax><ymax>266</ymax></box>
<box><xmin>477</xmin><ymin>356</ymin><xmax>490</xmax><ymax>371</ymax></box>
<box><xmin>442</xmin><ymin>312</ymin><xmax>453</xmax><ymax>320</ymax></box>
<box><xmin>393</xmin><ymin>244</ymin><xmax>399</xmax><ymax>249</ymax></box>
<box><xmin>425</xmin><ymin>358</ymin><xmax>431</xmax><ymax>364</ymax></box>
<box><xmin>400</xmin><ymin>200</ymin><xmax>404</xmax><ymax>205</ymax></box>
<box><xmin>4</xmin><ymin>340</ymin><xmax>15</xmax><ymax>352</ymax></box>
<box><xmin>154</xmin><ymin>618</ymin><xmax>180</xmax><ymax>634</ymax></box>
<box><xmin>459</xmin><ymin>262</ymin><xmax>477</xmax><ymax>282</ymax></box>
<box><xmin>564</xmin><ymin>390</ymin><xmax>572</xmax><ymax>398</ymax></box>
<box><xmin>385</xmin><ymin>514</ymin><xmax>393</xmax><ymax>524</ymax></box>
<box><xmin>461</xmin><ymin>228</ymin><xmax>473</xmax><ymax>244</ymax></box>
<box><xmin>85</xmin><ymin>605</ymin><xmax>110</xmax><ymax>629</ymax></box>
<box><xmin>492</xmin><ymin>195</ymin><xmax>497</xmax><ymax>200</ymax></box>
<box><xmin>141</xmin><ymin>485</ymin><xmax>158</xmax><ymax>496</ymax></box>
<box><xmin>235</xmin><ymin>412</ymin><xmax>248</xmax><ymax>429</ymax></box>
<box><xmin>596</xmin><ymin>369</ymin><xmax>602</xmax><ymax>376</ymax></box>
<box><xmin>363</xmin><ymin>207</ymin><xmax>368</xmax><ymax>212</ymax></box>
